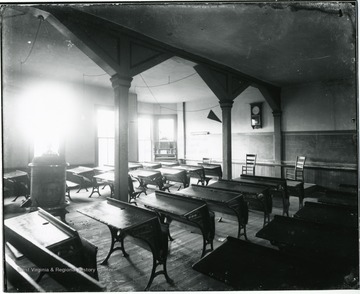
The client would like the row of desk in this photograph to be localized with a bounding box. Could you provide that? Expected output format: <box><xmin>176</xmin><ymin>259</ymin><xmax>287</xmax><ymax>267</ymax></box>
<box><xmin>193</xmin><ymin>192</ymin><xmax>358</xmax><ymax>290</ymax></box>
<box><xmin>67</xmin><ymin>162</ymin><xmax>223</xmax><ymax>198</ymax></box>
<box><xmin>5</xmin><ymin>166</ymin><xmax>357</xmax><ymax>290</ymax></box>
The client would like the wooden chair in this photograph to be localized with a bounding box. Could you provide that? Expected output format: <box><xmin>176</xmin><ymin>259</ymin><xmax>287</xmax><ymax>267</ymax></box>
<box><xmin>128</xmin><ymin>175</ymin><xmax>146</xmax><ymax>205</ymax></box>
<box><xmin>286</xmin><ymin>156</ymin><xmax>306</xmax><ymax>182</ymax></box>
<box><xmin>241</xmin><ymin>154</ymin><xmax>257</xmax><ymax>176</ymax></box>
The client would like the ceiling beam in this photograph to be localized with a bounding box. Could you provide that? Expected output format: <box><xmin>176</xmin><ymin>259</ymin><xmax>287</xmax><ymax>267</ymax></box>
<box><xmin>18</xmin><ymin>6</ymin><xmax>173</xmax><ymax>77</ymax></box>
<box><xmin>254</xmin><ymin>83</ymin><xmax>281</xmax><ymax>112</ymax></box>
<box><xmin>194</xmin><ymin>64</ymin><xmax>250</xmax><ymax>102</ymax></box>
<box><xmin>27</xmin><ymin>5</ymin><xmax>279</xmax><ymax>90</ymax></box>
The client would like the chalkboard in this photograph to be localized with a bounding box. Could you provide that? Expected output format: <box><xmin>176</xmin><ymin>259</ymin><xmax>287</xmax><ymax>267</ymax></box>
<box><xmin>283</xmin><ymin>132</ymin><xmax>356</xmax><ymax>164</ymax></box>
<box><xmin>232</xmin><ymin>133</ymin><xmax>274</xmax><ymax>161</ymax></box>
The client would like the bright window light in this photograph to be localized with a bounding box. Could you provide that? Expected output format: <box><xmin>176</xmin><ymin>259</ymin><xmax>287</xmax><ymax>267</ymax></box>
<box><xmin>18</xmin><ymin>81</ymin><xmax>75</xmax><ymax>157</ymax></box>
<box><xmin>159</xmin><ymin>118</ymin><xmax>174</xmax><ymax>141</ymax></box>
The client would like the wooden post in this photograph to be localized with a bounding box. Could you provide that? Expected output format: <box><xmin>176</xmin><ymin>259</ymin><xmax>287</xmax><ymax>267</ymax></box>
<box><xmin>220</xmin><ymin>101</ymin><xmax>234</xmax><ymax>180</ymax></box>
<box><xmin>111</xmin><ymin>74</ymin><xmax>132</xmax><ymax>202</ymax></box>
<box><xmin>273</xmin><ymin>111</ymin><xmax>282</xmax><ymax>177</ymax></box>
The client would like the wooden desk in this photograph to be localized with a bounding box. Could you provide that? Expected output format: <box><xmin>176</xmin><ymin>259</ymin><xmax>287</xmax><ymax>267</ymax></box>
<box><xmin>318</xmin><ymin>194</ymin><xmax>358</xmax><ymax>208</ymax></box>
<box><xmin>158</xmin><ymin>161</ymin><xmax>179</xmax><ymax>167</ymax></box>
<box><xmin>77</xmin><ymin>198</ymin><xmax>173</xmax><ymax>290</ymax></box>
<box><xmin>141</xmin><ymin>162</ymin><xmax>162</xmax><ymax>169</ymax></box>
<box><xmin>234</xmin><ymin>174</ymin><xmax>289</xmax><ymax>216</ymax></box>
<box><xmin>286</xmin><ymin>179</ymin><xmax>305</xmax><ymax>208</ymax></box>
<box><xmin>4</xmin><ymin>170</ymin><xmax>28</xmax><ymax>180</ymax></box>
<box><xmin>67</xmin><ymin>166</ymin><xmax>94</xmax><ymax>176</ymax></box>
<box><xmin>5</xmin><ymin>209</ymin><xmax>73</xmax><ymax>249</ymax></box>
<box><xmin>156</xmin><ymin>167</ymin><xmax>188</xmax><ymax>188</ymax></box>
<box><xmin>192</xmin><ymin>236</ymin><xmax>347</xmax><ymax>290</ymax></box>
<box><xmin>93</xmin><ymin>165</ymin><xmax>114</xmax><ymax>174</ymax></box>
<box><xmin>141</xmin><ymin>191</ymin><xmax>214</xmax><ymax>257</ymax></box>
<box><xmin>5</xmin><ymin>208</ymin><xmax>99</xmax><ymax>279</ymax></box>
<box><xmin>198</xmin><ymin>163</ymin><xmax>222</xmax><ymax>179</ymax></box>
<box><xmin>67</xmin><ymin>166</ymin><xmax>98</xmax><ymax>196</ymax></box>
<box><xmin>175</xmin><ymin>185</ymin><xmax>248</xmax><ymax>239</ymax></box>
<box><xmin>128</xmin><ymin>162</ymin><xmax>143</xmax><ymax>170</ymax></box>
<box><xmin>4</xmin><ymin>170</ymin><xmax>29</xmax><ymax>202</ymax></box>
<box><xmin>294</xmin><ymin>201</ymin><xmax>358</xmax><ymax>229</ymax></box>
<box><xmin>175</xmin><ymin>165</ymin><xmax>209</xmax><ymax>185</ymax></box>
<box><xmin>5</xmin><ymin>209</ymin><xmax>102</xmax><ymax>291</ymax></box>
<box><xmin>256</xmin><ymin>215</ymin><xmax>358</xmax><ymax>266</ymax></box>
<box><xmin>94</xmin><ymin>172</ymin><xmax>115</xmax><ymax>196</ymax></box>
<box><xmin>209</xmin><ymin>180</ymin><xmax>271</xmax><ymax>226</ymax></box>
<box><xmin>129</xmin><ymin>169</ymin><xmax>162</xmax><ymax>189</ymax></box>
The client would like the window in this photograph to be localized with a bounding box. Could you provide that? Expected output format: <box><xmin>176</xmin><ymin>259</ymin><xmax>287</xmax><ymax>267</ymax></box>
<box><xmin>138</xmin><ymin>117</ymin><xmax>152</xmax><ymax>162</ymax></box>
<box><xmin>97</xmin><ymin>108</ymin><xmax>114</xmax><ymax>166</ymax></box>
<box><xmin>158</xmin><ymin>118</ymin><xmax>175</xmax><ymax>141</ymax></box>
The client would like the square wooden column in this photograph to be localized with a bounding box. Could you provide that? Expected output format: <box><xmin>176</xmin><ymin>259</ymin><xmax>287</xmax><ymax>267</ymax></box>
<box><xmin>273</xmin><ymin>111</ymin><xmax>282</xmax><ymax>177</ymax></box>
<box><xmin>220</xmin><ymin>101</ymin><xmax>234</xmax><ymax>180</ymax></box>
<box><xmin>111</xmin><ymin>74</ymin><xmax>132</xmax><ymax>202</ymax></box>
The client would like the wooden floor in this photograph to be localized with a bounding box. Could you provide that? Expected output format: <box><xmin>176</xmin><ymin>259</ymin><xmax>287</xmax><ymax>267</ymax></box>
<box><xmin>3</xmin><ymin>179</ymin><xmax>340</xmax><ymax>292</ymax></box>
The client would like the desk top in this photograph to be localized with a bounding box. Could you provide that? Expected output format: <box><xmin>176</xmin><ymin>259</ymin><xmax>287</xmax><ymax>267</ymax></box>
<box><xmin>94</xmin><ymin>172</ymin><xmax>114</xmax><ymax>182</ymax></box>
<box><xmin>67</xmin><ymin>166</ymin><xmax>94</xmax><ymax>175</ymax></box>
<box><xmin>176</xmin><ymin>185</ymin><xmax>241</xmax><ymax>203</ymax></box>
<box><xmin>3</xmin><ymin>170</ymin><xmax>28</xmax><ymax>180</ymax></box>
<box><xmin>158</xmin><ymin>161</ymin><xmax>179</xmax><ymax>167</ymax></box>
<box><xmin>156</xmin><ymin>168</ymin><xmax>186</xmax><ymax>175</ymax></box>
<box><xmin>141</xmin><ymin>192</ymin><xmax>205</xmax><ymax>217</ymax></box>
<box><xmin>294</xmin><ymin>201</ymin><xmax>358</xmax><ymax>229</ymax></box>
<box><xmin>129</xmin><ymin>169</ymin><xmax>161</xmax><ymax>178</ymax></box>
<box><xmin>193</xmin><ymin>236</ymin><xmax>345</xmax><ymax>290</ymax></box>
<box><xmin>5</xmin><ymin>210</ymin><xmax>75</xmax><ymax>248</ymax></box>
<box><xmin>199</xmin><ymin>163</ymin><xmax>221</xmax><ymax>170</ymax></box>
<box><xmin>256</xmin><ymin>215</ymin><xmax>358</xmax><ymax>261</ymax></box>
<box><xmin>141</xmin><ymin>162</ymin><xmax>162</xmax><ymax>169</ymax></box>
<box><xmin>209</xmin><ymin>180</ymin><xmax>268</xmax><ymax>194</ymax></box>
<box><xmin>77</xmin><ymin>198</ymin><xmax>156</xmax><ymax>230</ymax></box>
<box><xmin>318</xmin><ymin>195</ymin><xmax>357</xmax><ymax>208</ymax></box>
<box><xmin>176</xmin><ymin>165</ymin><xmax>203</xmax><ymax>172</ymax></box>
<box><xmin>93</xmin><ymin>166</ymin><xmax>114</xmax><ymax>173</ymax></box>
<box><xmin>286</xmin><ymin>179</ymin><xmax>303</xmax><ymax>188</ymax></box>
<box><xmin>233</xmin><ymin>176</ymin><xmax>284</xmax><ymax>188</ymax></box>
<box><xmin>128</xmin><ymin>162</ymin><xmax>143</xmax><ymax>170</ymax></box>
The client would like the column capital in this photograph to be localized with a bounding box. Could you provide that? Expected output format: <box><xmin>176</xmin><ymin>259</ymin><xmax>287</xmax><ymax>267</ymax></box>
<box><xmin>110</xmin><ymin>74</ymin><xmax>133</xmax><ymax>89</ymax></box>
<box><xmin>219</xmin><ymin>100</ymin><xmax>234</xmax><ymax>109</ymax></box>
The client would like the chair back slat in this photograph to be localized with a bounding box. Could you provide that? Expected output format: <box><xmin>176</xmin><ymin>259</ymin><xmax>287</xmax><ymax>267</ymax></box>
<box><xmin>242</xmin><ymin>154</ymin><xmax>257</xmax><ymax>176</ymax></box>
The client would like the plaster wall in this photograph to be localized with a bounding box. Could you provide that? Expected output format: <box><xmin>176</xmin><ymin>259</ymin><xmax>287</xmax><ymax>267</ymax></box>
<box><xmin>282</xmin><ymin>79</ymin><xmax>356</xmax><ymax>132</ymax></box>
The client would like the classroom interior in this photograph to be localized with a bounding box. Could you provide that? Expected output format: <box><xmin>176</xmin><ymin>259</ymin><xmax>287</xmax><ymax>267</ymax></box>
<box><xmin>2</xmin><ymin>2</ymin><xmax>359</xmax><ymax>292</ymax></box>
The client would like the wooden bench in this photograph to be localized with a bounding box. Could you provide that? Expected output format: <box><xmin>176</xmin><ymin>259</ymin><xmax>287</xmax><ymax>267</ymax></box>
<box><xmin>5</xmin><ymin>254</ymin><xmax>45</xmax><ymax>292</ymax></box>
<box><xmin>5</xmin><ymin>209</ymin><xmax>100</xmax><ymax>282</ymax></box>
<box><xmin>4</xmin><ymin>219</ymin><xmax>105</xmax><ymax>292</ymax></box>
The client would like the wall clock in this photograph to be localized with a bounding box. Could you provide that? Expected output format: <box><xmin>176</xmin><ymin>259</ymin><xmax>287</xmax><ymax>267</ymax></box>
<box><xmin>250</xmin><ymin>102</ymin><xmax>263</xmax><ymax>129</ymax></box>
